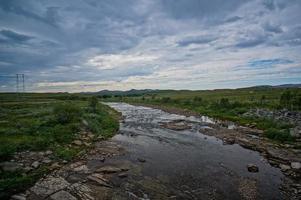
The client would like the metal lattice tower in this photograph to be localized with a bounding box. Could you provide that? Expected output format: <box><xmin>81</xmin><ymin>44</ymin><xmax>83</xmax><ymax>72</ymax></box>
<box><xmin>0</xmin><ymin>74</ymin><xmax>25</xmax><ymax>93</ymax></box>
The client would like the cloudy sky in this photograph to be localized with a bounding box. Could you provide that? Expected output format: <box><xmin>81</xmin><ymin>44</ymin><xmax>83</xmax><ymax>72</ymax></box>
<box><xmin>0</xmin><ymin>0</ymin><xmax>301</xmax><ymax>92</ymax></box>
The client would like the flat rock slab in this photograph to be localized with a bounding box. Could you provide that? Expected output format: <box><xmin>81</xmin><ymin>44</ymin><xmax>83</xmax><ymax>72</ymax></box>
<box><xmin>30</xmin><ymin>176</ymin><xmax>70</xmax><ymax>198</ymax></box>
<box><xmin>50</xmin><ymin>190</ymin><xmax>77</xmax><ymax>200</ymax></box>
<box><xmin>96</xmin><ymin>166</ymin><xmax>121</xmax><ymax>173</ymax></box>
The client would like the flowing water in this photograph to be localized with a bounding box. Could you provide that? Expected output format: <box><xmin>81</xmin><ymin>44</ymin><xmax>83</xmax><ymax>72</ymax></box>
<box><xmin>104</xmin><ymin>103</ymin><xmax>284</xmax><ymax>199</ymax></box>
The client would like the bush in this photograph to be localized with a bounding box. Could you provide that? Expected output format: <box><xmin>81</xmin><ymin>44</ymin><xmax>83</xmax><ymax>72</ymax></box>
<box><xmin>54</xmin><ymin>146</ymin><xmax>78</xmax><ymax>161</ymax></box>
<box><xmin>265</xmin><ymin>128</ymin><xmax>294</xmax><ymax>142</ymax></box>
<box><xmin>53</xmin><ymin>103</ymin><xmax>81</xmax><ymax>124</ymax></box>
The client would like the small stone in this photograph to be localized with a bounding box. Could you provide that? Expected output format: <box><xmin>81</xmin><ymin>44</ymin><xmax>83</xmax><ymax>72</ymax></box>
<box><xmin>137</xmin><ymin>158</ymin><xmax>146</xmax><ymax>163</ymax></box>
<box><xmin>73</xmin><ymin>165</ymin><xmax>90</xmax><ymax>173</ymax></box>
<box><xmin>83</xmin><ymin>142</ymin><xmax>91</xmax><ymax>146</ymax></box>
<box><xmin>49</xmin><ymin>162</ymin><xmax>61</xmax><ymax>170</ymax></box>
<box><xmin>291</xmin><ymin>162</ymin><xmax>301</xmax><ymax>170</ymax></box>
<box><xmin>247</xmin><ymin>164</ymin><xmax>259</xmax><ymax>173</ymax></box>
<box><xmin>42</xmin><ymin>158</ymin><xmax>52</xmax><ymax>164</ymax></box>
<box><xmin>72</xmin><ymin>140</ymin><xmax>83</xmax><ymax>146</ymax></box>
<box><xmin>62</xmin><ymin>160</ymin><xmax>68</xmax><ymax>164</ymax></box>
<box><xmin>11</xmin><ymin>194</ymin><xmax>26</xmax><ymax>200</ymax></box>
<box><xmin>24</xmin><ymin>166</ymin><xmax>33</xmax><ymax>172</ymax></box>
<box><xmin>118</xmin><ymin>172</ymin><xmax>128</xmax><ymax>178</ymax></box>
<box><xmin>279</xmin><ymin>164</ymin><xmax>291</xmax><ymax>171</ymax></box>
<box><xmin>82</xmin><ymin>119</ymin><xmax>89</xmax><ymax>126</ymax></box>
<box><xmin>31</xmin><ymin>161</ymin><xmax>40</xmax><ymax>168</ymax></box>
<box><xmin>45</xmin><ymin>150</ymin><xmax>53</xmax><ymax>155</ymax></box>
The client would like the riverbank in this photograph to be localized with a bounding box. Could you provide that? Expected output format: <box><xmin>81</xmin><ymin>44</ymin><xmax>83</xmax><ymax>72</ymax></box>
<box><xmin>11</xmin><ymin>102</ymin><xmax>301</xmax><ymax>199</ymax></box>
<box><xmin>0</xmin><ymin>95</ymin><xmax>120</xmax><ymax>199</ymax></box>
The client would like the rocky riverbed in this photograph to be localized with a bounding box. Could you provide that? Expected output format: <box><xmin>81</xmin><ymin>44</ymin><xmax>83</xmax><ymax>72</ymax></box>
<box><xmin>11</xmin><ymin>103</ymin><xmax>301</xmax><ymax>199</ymax></box>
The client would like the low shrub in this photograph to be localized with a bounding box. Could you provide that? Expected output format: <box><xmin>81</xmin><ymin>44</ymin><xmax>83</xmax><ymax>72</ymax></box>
<box><xmin>53</xmin><ymin>103</ymin><xmax>81</xmax><ymax>124</ymax></box>
<box><xmin>265</xmin><ymin>128</ymin><xmax>294</xmax><ymax>142</ymax></box>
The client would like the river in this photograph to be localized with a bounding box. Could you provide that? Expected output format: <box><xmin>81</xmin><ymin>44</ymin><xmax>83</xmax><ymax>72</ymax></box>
<box><xmin>104</xmin><ymin>102</ymin><xmax>284</xmax><ymax>200</ymax></box>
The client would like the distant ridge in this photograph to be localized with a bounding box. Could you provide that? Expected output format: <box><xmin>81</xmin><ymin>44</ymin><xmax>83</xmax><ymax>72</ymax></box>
<box><xmin>89</xmin><ymin>83</ymin><xmax>301</xmax><ymax>96</ymax></box>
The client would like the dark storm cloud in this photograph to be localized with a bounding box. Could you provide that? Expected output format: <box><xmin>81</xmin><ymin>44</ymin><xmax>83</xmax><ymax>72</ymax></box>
<box><xmin>0</xmin><ymin>29</ymin><xmax>34</xmax><ymax>43</ymax></box>
<box><xmin>0</xmin><ymin>0</ymin><xmax>300</xmax><ymax>92</ymax></box>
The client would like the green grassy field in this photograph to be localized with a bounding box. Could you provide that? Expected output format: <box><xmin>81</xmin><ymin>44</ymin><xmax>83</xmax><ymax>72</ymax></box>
<box><xmin>0</xmin><ymin>93</ymin><xmax>119</xmax><ymax>199</ymax></box>
<box><xmin>102</xmin><ymin>87</ymin><xmax>301</xmax><ymax>143</ymax></box>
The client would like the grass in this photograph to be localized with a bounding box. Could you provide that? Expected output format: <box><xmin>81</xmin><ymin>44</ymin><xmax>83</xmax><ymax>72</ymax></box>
<box><xmin>102</xmin><ymin>87</ymin><xmax>301</xmax><ymax>143</ymax></box>
<box><xmin>0</xmin><ymin>93</ymin><xmax>119</xmax><ymax>199</ymax></box>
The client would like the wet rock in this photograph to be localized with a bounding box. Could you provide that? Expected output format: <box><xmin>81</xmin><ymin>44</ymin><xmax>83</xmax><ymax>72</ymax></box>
<box><xmin>291</xmin><ymin>162</ymin><xmax>301</xmax><ymax>170</ymax></box>
<box><xmin>0</xmin><ymin>161</ymin><xmax>20</xmax><ymax>172</ymax></box>
<box><xmin>87</xmin><ymin>173</ymin><xmax>112</xmax><ymax>187</ymax></box>
<box><xmin>290</xmin><ymin>127</ymin><xmax>301</xmax><ymax>138</ymax></box>
<box><xmin>50</xmin><ymin>190</ymin><xmax>77</xmax><ymax>200</ymax></box>
<box><xmin>96</xmin><ymin>165</ymin><xmax>121</xmax><ymax>173</ymax></box>
<box><xmin>137</xmin><ymin>158</ymin><xmax>146</xmax><ymax>163</ymax></box>
<box><xmin>30</xmin><ymin>176</ymin><xmax>70</xmax><ymax>198</ymax></box>
<box><xmin>247</xmin><ymin>164</ymin><xmax>259</xmax><ymax>173</ymax></box>
<box><xmin>73</xmin><ymin>140</ymin><xmax>83</xmax><ymax>146</ymax></box>
<box><xmin>223</xmin><ymin>137</ymin><xmax>235</xmax><ymax>145</ymax></box>
<box><xmin>31</xmin><ymin>161</ymin><xmax>40</xmax><ymax>168</ymax></box>
<box><xmin>160</xmin><ymin>120</ymin><xmax>192</xmax><ymax>131</ymax></box>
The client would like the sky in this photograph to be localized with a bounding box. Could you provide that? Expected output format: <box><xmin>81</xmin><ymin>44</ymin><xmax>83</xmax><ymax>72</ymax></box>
<box><xmin>0</xmin><ymin>0</ymin><xmax>301</xmax><ymax>92</ymax></box>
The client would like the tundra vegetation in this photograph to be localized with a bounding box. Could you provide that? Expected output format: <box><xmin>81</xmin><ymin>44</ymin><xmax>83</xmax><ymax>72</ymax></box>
<box><xmin>0</xmin><ymin>93</ymin><xmax>119</xmax><ymax>199</ymax></box>
<box><xmin>101</xmin><ymin>87</ymin><xmax>301</xmax><ymax>143</ymax></box>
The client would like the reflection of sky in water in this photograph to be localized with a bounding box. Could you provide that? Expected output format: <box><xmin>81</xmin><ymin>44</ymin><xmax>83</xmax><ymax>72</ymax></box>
<box><xmin>105</xmin><ymin>102</ymin><xmax>284</xmax><ymax>199</ymax></box>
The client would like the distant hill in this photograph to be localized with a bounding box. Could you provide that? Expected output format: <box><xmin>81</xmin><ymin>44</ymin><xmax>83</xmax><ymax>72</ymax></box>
<box><xmin>89</xmin><ymin>83</ymin><xmax>301</xmax><ymax>96</ymax></box>
<box><xmin>95</xmin><ymin>89</ymin><xmax>158</xmax><ymax>96</ymax></box>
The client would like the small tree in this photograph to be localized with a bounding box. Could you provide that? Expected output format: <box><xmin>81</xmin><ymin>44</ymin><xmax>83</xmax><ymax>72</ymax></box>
<box><xmin>89</xmin><ymin>96</ymin><xmax>98</xmax><ymax>113</ymax></box>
